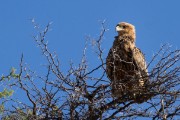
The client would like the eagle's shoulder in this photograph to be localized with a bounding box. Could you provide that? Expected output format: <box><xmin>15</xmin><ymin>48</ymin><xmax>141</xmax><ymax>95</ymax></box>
<box><xmin>134</xmin><ymin>47</ymin><xmax>145</xmax><ymax>58</ymax></box>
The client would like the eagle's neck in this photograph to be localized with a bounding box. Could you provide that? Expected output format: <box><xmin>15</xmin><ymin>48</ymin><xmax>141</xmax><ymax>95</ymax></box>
<box><xmin>115</xmin><ymin>35</ymin><xmax>135</xmax><ymax>44</ymax></box>
<box><xmin>114</xmin><ymin>35</ymin><xmax>135</xmax><ymax>51</ymax></box>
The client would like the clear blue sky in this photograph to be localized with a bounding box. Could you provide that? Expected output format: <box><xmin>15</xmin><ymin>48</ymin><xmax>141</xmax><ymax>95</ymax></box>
<box><xmin>0</xmin><ymin>1</ymin><xmax>180</xmax><ymax>73</ymax></box>
<box><xmin>0</xmin><ymin>0</ymin><xmax>180</xmax><ymax>73</ymax></box>
<box><xmin>0</xmin><ymin>1</ymin><xmax>180</xmax><ymax>117</ymax></box>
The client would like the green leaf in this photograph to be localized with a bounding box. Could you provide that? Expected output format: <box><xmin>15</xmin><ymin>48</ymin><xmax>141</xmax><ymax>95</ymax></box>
<box><xmin>0</xmin><ymin>89</ymin><xmax>14</xmax><ymax>98</ymax></box>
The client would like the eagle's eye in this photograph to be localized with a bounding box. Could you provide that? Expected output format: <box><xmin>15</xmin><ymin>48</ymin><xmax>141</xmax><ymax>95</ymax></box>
<box><xmin>122</xmin><ymin>25</ymin><xmax>126</xmax><ymax>29</ymax></box>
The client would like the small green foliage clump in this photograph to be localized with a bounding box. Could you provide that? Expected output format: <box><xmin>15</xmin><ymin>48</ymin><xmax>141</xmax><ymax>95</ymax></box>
<box><xmin>10</xmin><ymin>67</ymin><xmax>19</xmax><ymax>79</ymax></box>
<box><xmin>0</xmin><ymin>89</ymin><xmax>14</xmax><ymax>98</ymax></box>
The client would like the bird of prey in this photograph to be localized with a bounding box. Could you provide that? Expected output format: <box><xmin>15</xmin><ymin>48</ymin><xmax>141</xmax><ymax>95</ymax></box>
<box><xmin>106</xmin><ymin>22</ymin><xmax>149</xmax><ymax>103</ymax></box>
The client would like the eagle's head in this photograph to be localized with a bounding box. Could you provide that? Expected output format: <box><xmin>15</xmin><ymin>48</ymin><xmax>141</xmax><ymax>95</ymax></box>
<box><xmin>116</xmin><ymin>22</ymin><xmax>136</xmax><ymax>41</ymax></box>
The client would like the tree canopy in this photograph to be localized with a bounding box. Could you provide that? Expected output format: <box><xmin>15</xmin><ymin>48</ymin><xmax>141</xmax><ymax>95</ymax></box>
<box><xmin>0</xmin><ymin>22</ymin><xmax>179</xmax><ymax>120</ymax></box>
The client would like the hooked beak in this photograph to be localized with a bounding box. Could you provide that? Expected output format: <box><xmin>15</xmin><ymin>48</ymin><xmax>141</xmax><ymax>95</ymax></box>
<box><xmin>116</xmin><ymin>26</ymin><xmax>123</xmax><ymax>32</ymax></box>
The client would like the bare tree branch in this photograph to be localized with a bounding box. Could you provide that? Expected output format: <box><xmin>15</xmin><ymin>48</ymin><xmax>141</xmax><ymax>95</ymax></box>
<box><xmin>1</xmin><ymin>21</ymin><xmax>179</xmax><ymax>120</ymax></box>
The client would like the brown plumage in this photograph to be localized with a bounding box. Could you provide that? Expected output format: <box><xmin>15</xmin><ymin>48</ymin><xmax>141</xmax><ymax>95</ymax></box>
<box><xmin>106</xmin><ymin>22</ymin><xmax>149</xmax><ymax>103</ymax></box>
